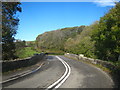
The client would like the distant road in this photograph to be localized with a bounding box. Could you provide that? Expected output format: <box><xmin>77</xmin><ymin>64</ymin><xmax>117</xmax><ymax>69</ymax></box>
<box><xmin>3</xmin><ymin>55</ymin><xmax>114</xmax><ymax>88</ymax></box>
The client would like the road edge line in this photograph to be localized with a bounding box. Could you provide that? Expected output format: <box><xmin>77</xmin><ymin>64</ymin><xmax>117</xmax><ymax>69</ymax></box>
<box><xmin>1</xmin><ymin>63</ymin><xmax>44</xmax><ymax>84</ymax></box>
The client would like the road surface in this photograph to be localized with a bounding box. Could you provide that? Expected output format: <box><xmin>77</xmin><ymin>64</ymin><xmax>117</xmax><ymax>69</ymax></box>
<box><xmin>3</xmin><ymin>55</ymin><xmax>114</xmax><ymax>89</ymax></box>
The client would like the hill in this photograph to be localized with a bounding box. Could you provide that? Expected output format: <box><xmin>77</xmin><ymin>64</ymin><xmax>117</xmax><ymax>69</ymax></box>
<box><xmin>36</xmin><ymin>26</ymin><xmax>85</xmax><ymax>54</ymax></box>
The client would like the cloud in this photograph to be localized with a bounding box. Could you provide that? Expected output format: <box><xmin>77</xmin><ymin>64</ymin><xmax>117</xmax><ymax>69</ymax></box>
<box><xmin>94</xmin><ymin>0</ymin><xmax>119</xmax><ymax>7</ymax></box>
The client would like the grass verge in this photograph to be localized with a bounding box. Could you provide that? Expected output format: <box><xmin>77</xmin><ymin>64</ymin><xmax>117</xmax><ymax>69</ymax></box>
<box><xmin>15</xmin><ymin>47</ymin><xmax>39</xmax><ymax>59</ymax></box>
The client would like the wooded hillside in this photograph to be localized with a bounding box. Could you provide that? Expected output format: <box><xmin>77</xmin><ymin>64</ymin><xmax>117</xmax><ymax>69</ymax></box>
<box><xmin>36</xmin><ymin>26</ymin><xmax>85</xmax><ymax>52</ymax></box>
<box><xmin>36</xmin><ymin>2</ymin><xmax>120</xmax><ymax>62</ymax></box>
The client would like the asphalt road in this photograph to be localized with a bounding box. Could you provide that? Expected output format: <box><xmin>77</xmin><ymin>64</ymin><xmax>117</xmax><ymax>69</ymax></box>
<box><xmin>3</xmin><ymin>55</ymin><xmax>114</xmax><ymax>88</ymax></box>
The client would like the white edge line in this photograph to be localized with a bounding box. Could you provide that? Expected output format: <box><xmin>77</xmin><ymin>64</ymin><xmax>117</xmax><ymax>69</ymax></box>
<box><xmin>1</xmin><ymin>63</ymin><xmax>44</xmax><ymax>84</ymax></box>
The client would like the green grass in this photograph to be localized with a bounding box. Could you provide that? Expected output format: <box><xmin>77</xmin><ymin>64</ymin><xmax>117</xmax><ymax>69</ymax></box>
<box><xmin>15</xmin><ymin>47</ymin><xmax>39</xmax><ymax>59</ymax></box>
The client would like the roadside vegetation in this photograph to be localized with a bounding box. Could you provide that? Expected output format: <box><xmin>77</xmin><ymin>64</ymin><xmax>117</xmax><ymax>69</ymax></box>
<box><xmin>2</xmin><ymin>1</ymin><xmax>120</xmax><ymax>87</ymax></box>
<box><xmin>2</xmin><ymin>2</ymin><xmax>22</xmax><ymax>60</ymax></box>
<box><xmin>35</xmin><ymin>2</ymin><xmax>120</xmax><ymax>84</ymax></box>
<box><xmin>15</xmin><ymin>47</ymin><xmax>39</xmax><ymax>59</ymax></box>
<box><xmin>36</xmin><ymin>2</ymin><xmax>120</xmax><ymax>64</ymax></box>
<box><xmin>3</xmin><ymin>2</ymin><xmax>119</xmax><ymax>63</ymax></box>
<box><xmin>15</xmin><ymin>40</ymin><xmax>39</xmax><ymax>59</ymax></box>
<box><xmin>36</xmin><ymin>26</ymin><xmax>85</xmax><ymax>55</ymax></box>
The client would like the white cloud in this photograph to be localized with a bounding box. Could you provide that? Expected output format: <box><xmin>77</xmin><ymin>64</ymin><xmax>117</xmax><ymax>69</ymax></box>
<box><xmin>94</xmin><ymin>0</ymin><xmax>119</xmax><ymax>7</ymax></box>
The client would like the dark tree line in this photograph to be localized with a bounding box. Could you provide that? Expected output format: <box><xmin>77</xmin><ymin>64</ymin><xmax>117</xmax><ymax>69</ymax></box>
<box><xmin>2</xmin><ymin>2</ymin><xmax>21</xmax><ymax>60</ymax></box>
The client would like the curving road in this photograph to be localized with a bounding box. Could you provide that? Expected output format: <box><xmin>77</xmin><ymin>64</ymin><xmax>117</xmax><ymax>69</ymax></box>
<box><xmin>3</xmin><ymin>55</ymin><xmax>114</xmax><ymax>89</ymax></box>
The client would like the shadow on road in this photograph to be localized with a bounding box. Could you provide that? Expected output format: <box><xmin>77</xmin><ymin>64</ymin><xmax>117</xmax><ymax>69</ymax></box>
<box><xmin>47</xmin><ymin>56</ymin><xmax>54</xmax><ymax>60</ymax></box>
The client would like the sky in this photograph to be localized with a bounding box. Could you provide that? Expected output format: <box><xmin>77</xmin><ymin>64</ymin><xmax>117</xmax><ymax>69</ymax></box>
<box><xmin>15</xmin><ymin>1</ymin><xmax>116</xmax><ymax>41</ymax></box>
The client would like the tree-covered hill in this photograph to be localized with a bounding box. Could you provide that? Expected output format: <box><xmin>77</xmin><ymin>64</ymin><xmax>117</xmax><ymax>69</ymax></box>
<box><xmin>36</xmin><ymin>26</ymin><xmax>85</xmax><ymax>52</ymax></box>
<box><xmin>64</xmin><ymin>21</ymin><xmax>99</xmax><ymax>58</ymax></box>
<box><xmin>36</xmin><ymin>2</ymin><xmax>120</xmax><ymax>62</ymax></box>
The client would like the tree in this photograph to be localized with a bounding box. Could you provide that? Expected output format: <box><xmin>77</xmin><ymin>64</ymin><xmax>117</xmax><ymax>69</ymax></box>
<box><xmin>64</xmin><ymin>22</ymin><xmax>98</xmax><ymax>58</ymax></box>
<box><xmin>2</xmin><ymin>2</ymin><xmax>22</xmax><ymax>60</ymax></box>
<box><xmin>92</xmin><ymin>2</ymin><xmax>120</xmax><ymax>61</ymax></box>
<box><xmin>15</xmin><ymin>40</ymin><xmax>26</xmax><ymax>50</ymax></box>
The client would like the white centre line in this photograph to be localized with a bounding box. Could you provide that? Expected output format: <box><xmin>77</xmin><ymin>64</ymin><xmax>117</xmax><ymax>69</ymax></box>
<box><xmin>47</xmin><ymin>56</ymin><xmax>71</xmax><ymax>90</ymax></box>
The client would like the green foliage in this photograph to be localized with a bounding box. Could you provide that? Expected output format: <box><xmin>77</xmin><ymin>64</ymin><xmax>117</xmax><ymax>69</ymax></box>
<box><xmin>26</xmin><ymin>41</ymin><xmax>35</xmax><ymax>47</ymax></box>
<box><xmin>15</xmin><ymin>47</ymin><xmax>39</xmax><ymax>59</ymax></box>
<box><xmin>2</xmin><ymin>2</ymin><xmax>22</xmax><ymax>60</ymax></box>
<box><xmin>36</xmin><ymin>2</ymin><xmax>120</xmax><ymax>63</ymax></box>
<box><xmin>15</xmin><ymin>40</ymin><xmax>26</xmax><ymax>50</ymax></box>
<box><xmin>15</xmin><ymin>40</ymin><xmax>39</xmax><ymax>59</ymax></box>
<box><xmin>92</xmin><ymin>2</ymin><xmax>120</xmax><ymax>61</ymax></box>
<box><xmin>26</xmin><ymin>41</ymin><xmax>37</xmax><ymax>51</ymax></box>
<box><xmin>36</xmin><ymin>26</ymin><xmax>85</xmax><ymax>52</ymax></box>
<box><xmin>44</xmin><ymin>49</ymin><xmax>65</xmax><ymax>55</ymax></box>
<box><xmin>65</xmin><ymin>22</ymin><xmax>98</xmax><ymax>58</ymax></box>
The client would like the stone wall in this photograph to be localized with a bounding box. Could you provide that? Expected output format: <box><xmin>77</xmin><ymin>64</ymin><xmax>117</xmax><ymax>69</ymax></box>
<box><xmin>65</xmin><ymin>53</ymin><xmax>120</xmax><ymax>87</ymax></box>
<box><xmin>65</xmin><ymin>53</ymin><xmax>116</xmax><ymax>71</ymax></box>
<box><xmin>2</xmin><ymin>53</ymin><xmax>46</xmax><ymax>72</ymax></box>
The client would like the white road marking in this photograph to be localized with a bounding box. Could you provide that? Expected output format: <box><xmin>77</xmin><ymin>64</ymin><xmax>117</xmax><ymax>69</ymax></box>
<box><xmin>47</xmin><ymin>56</ymin><xmax>71</xmax><ymax>89</ymax></box>
<box><xmin>1</xmin><ymin>63</ymin><xmax>44</xmax><ymax>84</ymax></box>
<box><xmin>54</xmin><ymin>59</ymin><xmax>71</xmax><ymax>89</ymax></box>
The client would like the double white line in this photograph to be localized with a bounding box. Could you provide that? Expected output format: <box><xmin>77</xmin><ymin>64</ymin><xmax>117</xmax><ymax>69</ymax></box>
<box><xmin>47</xmin><ymin>56</ymin><xmax>71</xmax><ymax>89</ymax></box>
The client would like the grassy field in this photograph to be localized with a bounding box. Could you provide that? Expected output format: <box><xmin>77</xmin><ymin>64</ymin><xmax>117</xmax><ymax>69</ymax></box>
<box><xmin>15</xmin><ymin>47</ymin><xmax>39</xmax><ymax>59</ymax></box>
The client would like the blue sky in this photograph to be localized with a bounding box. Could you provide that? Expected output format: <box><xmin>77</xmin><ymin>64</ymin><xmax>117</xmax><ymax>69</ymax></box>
<box><xmin>15</xmin><ymin>2</ymin><xmax>114</xmax><ymax>41</ymax></box>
